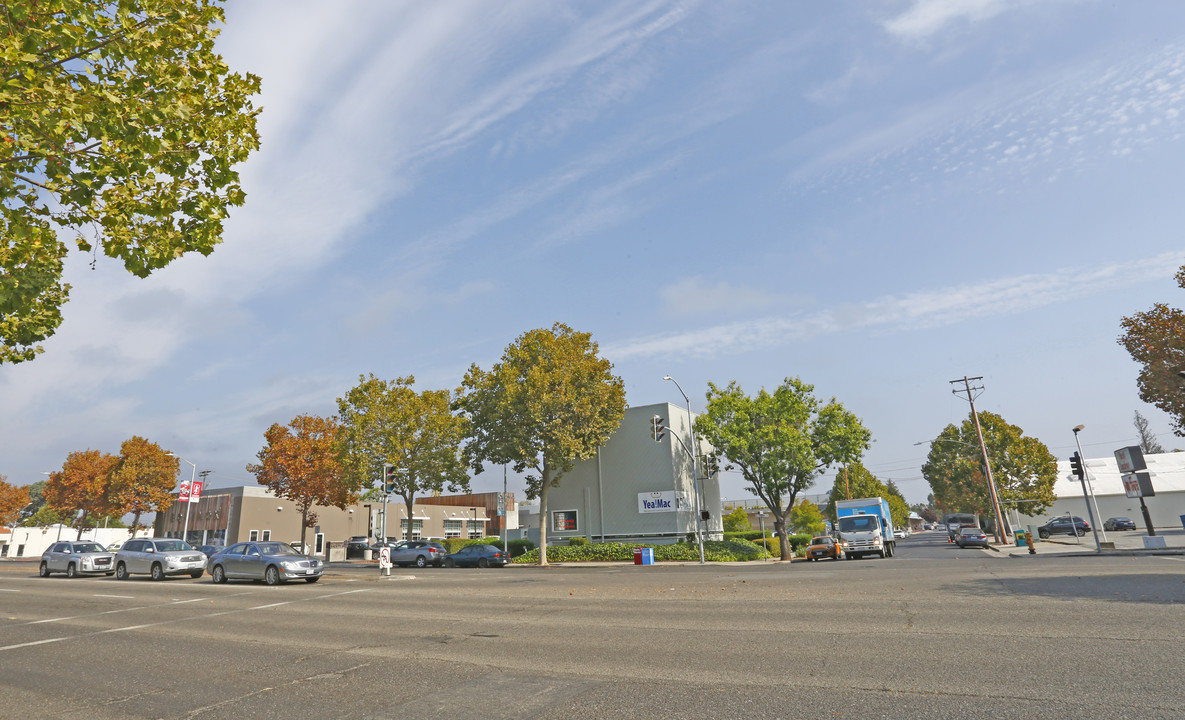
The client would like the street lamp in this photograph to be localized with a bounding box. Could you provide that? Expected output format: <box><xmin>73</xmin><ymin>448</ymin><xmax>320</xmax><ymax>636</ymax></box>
<box><xmin>1071</xmin><ymin>425</ymin><xmax>1105</xmax><ymax>552</ymax></box>
<box><xmin>167</xmin><ymin>453</ymin><xmax>197</xmax><ymax>542</ymax></box>
<box><xmin>663</xmin><ymin>375</ymin><xmax>706</xmax><ymax>565</ymax></box>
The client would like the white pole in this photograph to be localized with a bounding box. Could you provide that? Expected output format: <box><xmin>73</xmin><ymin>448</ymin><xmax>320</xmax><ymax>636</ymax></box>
<box><xmin>664</xmin><ymin>376</ymin><xmax>705</xmax><ymax>565</ymax></box>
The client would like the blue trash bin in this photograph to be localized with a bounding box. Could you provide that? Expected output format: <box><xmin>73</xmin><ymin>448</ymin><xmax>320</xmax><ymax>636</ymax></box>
<box><xmin>1179</xmin><ymin>514</ymin><xmax>1185</xmax><ymax>530</ymax></box>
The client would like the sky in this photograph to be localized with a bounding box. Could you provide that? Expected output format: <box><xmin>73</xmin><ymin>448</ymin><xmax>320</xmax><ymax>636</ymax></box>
<box><xmin>4</xmin><ymin>0</ymin><xmax>1185</xmax><ymax>508</ymax></box>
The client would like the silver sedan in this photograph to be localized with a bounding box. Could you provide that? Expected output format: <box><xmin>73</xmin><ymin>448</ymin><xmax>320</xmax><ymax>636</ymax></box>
<box><xmin>40</xmin><ymin>540</ymin><xmax>116</xmax><ymax>578</ymax></box>
<box><xmin>207</xmin><ymin>542</ymin><xmax>323</xmax><ymax>585</ymax></box>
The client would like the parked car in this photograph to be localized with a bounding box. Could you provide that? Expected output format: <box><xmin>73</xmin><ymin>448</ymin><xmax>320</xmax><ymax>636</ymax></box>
<box><xmin>1103</xmin><ymin>517</ymin><xmax>1137</xmax><ymax>531</ymax></box>
<box><xmin>196</xmin><ymin>544</ymin><xmax>225</xmax><ymax>558</ymax></box>
<box><xmin>105</xmin><ymin>541</ymin><xmax>125</xmax><ymax>554</ymax></box>
<box><xmin>805</xmin><ymin>536</ymin><xmax>843</xmax><ymax>561</ymax></box>
<box><xmin>443</xmin><ymin>544</ymin><xmax>508</xmax><ymax>568</ymax></box>
<box><xmin>388</xmin><ymin>540</ymin><xmax>447</xmax><ymax>568</ymax></box>
<box><xmin>288</xmin><ymin>542</ymin><xmax>309</xmax><ymax>554</ymax></box>
<box><xmin>893</xmin><ymin>528</ymin><xmax>907</xmax><ymax>539</ymax></box>
<box><xmin>208</xmin><ymin>542</ymin><xmax>323</xmax><ymax>585</ymax></box>
<box><xmin>115</xmin><ymin>538</ymin><xmax>206</xmax><ymax>580</ymax></box>
<box><xmin>955</xmin><ymin>527</ymin><xmax>990</xmax><ymax>549</ymax></box>
<box><xmin>1037</xmin><ymin>516</ymin><xmax>1089</xmax><ymax>538</ymax></box>
<box><xmin>40</xmin><ymin>540</ymin><xmax>115</xmax><ymax>578</ymax></box>
<box><xmin>345</xmin><ymin>536</ymin><xmax>371</xmax><ymax>559</ymax></box>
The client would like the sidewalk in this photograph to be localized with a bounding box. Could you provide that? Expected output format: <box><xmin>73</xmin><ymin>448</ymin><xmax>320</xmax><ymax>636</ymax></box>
<box><xmin>995</xmin><ymin>526</ymin><xmax>1185</xmax><ymax>557</ymax></box>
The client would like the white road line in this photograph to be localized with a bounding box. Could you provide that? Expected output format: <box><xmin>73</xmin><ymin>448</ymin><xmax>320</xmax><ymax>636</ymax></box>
<box><xmin>93</xmin><ymin>594</ymin><xmax>135</xmax><ymax>599</ymax></box>
<box><xmin>0</xmin><ymin>589</ymin><xmax>19</xmax><ymax>592</ymax></box>
<box><xmin>0</xmin><ymin>588</ymin><xmax>370</xmax><ymax>652</ymax></box>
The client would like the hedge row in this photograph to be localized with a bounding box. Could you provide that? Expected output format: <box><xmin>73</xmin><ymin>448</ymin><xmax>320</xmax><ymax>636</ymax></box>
<box><xmin>511</xmin><ymin>539</ymin><xmax>769</xmax><ymax>564</ymax></box>
<box><xmin>725</xmin><ymin>531</ymin><xmax>814</xmax><ymax>555</ymax></box>
<box><xmin>437</xmin><ymin>537</ymin><xmax>535</xmax><ymax>557</ymax></box>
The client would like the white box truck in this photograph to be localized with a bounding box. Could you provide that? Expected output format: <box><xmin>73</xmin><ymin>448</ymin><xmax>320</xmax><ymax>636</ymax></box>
<box><xmin>835</xmin><ymin>497</ymin><xmax>896</xmax><ymax>559</ymax></box>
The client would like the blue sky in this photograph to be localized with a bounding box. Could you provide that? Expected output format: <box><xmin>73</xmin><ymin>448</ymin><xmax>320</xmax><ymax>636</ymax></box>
<box><xmin>4</xmin><ymin>0</ymin><xmax>1185</xmax><ymax>506</ymax></box>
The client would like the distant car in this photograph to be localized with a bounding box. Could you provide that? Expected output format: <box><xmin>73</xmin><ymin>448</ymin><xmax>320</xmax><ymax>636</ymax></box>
<box><xmin>115</xmin><ymin>537</ymin><xmax>206</xmax><ymax>580</ymax></box>
<box><xmin>955</xmin><ymin>527</ymin><xmax>990</xmax><ymax>549</ymax></box>
<box><xmin>345</xmin><ymin>536</ymin><xmax>370</xmax><ymax>559</ymax></box>
<box><xmin>893</xmin><ymin>528</ymin><xmax>907</xmax><ymax>539</ymax></box>
<box><xmin>40</xmin><ymin>540</ymin><xmax>115</xmax><ymax>578</ymax></box>
<box><xmin>443</xmin><ymin>544</ymin><xmax>508</xmax><ymax>568</ymax></box>
<box><xmin>288</xmin><ymin>542</ymin><xmax>309</xmax><ymax>554</ymax></box>
<box><xmin>1038</xmin><ymin>517</ymin><xmax>1089</xmax><ymax>538</ymax></box>
<box><xmin>196</xmin><ymin>544</ymin><xmax>225</xmax><ymax>558</ymax></box>
<box><xmin>388</xmin><ymin>540</ymin><xmax>446</xmax><ymax>568</ymax></box>
<box><xmin>805</xmin><ymin>536</ymin><xmax>843</xmax><ymax>561</ymax></box>
<box><xmin>1103</xmin><ymin>517</ymin><xmax>1137</xmax><ymax>531</ymax></box>
<box><xmin>208</xmin><ymin>541</ymin><xmax>323</xmax><ymax>585</ymax></box>
<box><xmin>106</xmin><ymin>541</ymin><xmax>125</xmax><ymax>554</ymax></box>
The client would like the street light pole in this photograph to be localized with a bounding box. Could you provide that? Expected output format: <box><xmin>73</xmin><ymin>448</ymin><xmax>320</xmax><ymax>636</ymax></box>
<box><xmin>1071</xmin><ymin>425</ymin><xmax>1104</xmax><ymax>553</ymax></box>
<box><xmin>663</xmin><ymin>375</ymin><xmax>706</xmax><ymax>565</ymax></box>
<box><xmin>168</xmin><ymin>454</ymin><xmax>197</xmax><ymax>542</ymax></box>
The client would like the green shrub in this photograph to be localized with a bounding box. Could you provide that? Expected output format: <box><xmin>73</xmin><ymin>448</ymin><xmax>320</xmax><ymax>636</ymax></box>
<box><xmin>507</xmin><ymin>538</ymin><xmax>535</xmax><ymax>557</ymax></box>
<box><xmin>511</xmin><ymin>539</ymin><xmax>768</xmax><ymax>564</ymax></box>
<box><xmin>568</xmin><ymin>536</ymin><xmax>588</xmax><ymax>546</ymax></box>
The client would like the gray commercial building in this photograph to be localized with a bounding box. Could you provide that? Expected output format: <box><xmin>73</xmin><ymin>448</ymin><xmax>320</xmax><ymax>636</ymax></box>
<box><xmin>526</xmin><ymin>402</ymin><xmax>722</xmax><ymax>546</ymax></box>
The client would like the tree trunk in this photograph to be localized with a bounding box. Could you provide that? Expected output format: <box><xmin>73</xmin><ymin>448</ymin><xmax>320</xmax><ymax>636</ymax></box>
<box><xmin>404</xmin><ymin>497</ymin><xmax>416</xmax><ymax>539</ymax></box>
<box><xmin>773</xmin><ymin>515</ymin><xmax>790</xmax><ymax>561</ymax></box>
<box><xmin>300</xmin><ymin>507</ymin><xmax>308</xmax><ymax>549</ymax></box>
<box><xmin>537</xmin><ymin>463</ymin><xmax>552</xmax><ymax>566</ymax></box>
<box><xmin>75</xmin><ymin>510</ymin><xmax>87</xmax><ymax>540</ymax></box>
<box><xmin>130</xmin><ymin>510</ymin><xmax>142</xmax><ymax>538</ymax></box>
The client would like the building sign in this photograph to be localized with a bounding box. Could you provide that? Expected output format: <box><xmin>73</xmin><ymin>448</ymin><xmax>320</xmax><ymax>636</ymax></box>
<box><xmin>638</xmin><ymin>491</ymin><xmax>689</xmax><ymax>514</ymax></box>
<box><xmin>1121</xmin><ymin>472</ymin><xmax>1155</xmax><ymax>498</ymax></box>
<box><xmin>189</xmin><ymin>480</ymin><xmax>203</xmax><ymax>503</ymax></box>
<box><xmin>178</xmin><ymin>480</ymin><xmax>191</xmax><ymax>503</ymax></box>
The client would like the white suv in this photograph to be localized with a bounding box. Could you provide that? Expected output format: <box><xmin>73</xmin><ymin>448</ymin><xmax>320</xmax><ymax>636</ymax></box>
<box><xmin>115</xmin><ymin>538</ymin><xmax>206</xmax><ymax>580</ymax></box>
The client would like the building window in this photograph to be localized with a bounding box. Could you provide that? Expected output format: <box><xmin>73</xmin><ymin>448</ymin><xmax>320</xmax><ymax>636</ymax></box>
<box><xmin>444</xmin><ymin>519</ymin><xmax>462</xmax><ymax>538</ymax></box>
<box><xmin>261</xmin><ymin>529</ymin><xmax>271</xmax><ymax>541</ymax></box>
<box><xmin>248</xmin><ymin>530</ymin><xmax>259</xmax><ymax>541</ymax></box>
<box><xmin>551</xmin><ymin>510</ymin><xmax>577</xmax><ymax>533</ymax></box>
<box><xmin>468</xmin><ymin>522</ymin><xmax>484</xmax><ymax>539</ymax></box>
<box><xmin>16</xmin><ymin>544</ymin><xmax>25</xmax><ymax>557</ymax></box>
<box><xmin>401</xmin><ymin>519</ymin><xmax>423</xmax><ymax>540</ymax></box>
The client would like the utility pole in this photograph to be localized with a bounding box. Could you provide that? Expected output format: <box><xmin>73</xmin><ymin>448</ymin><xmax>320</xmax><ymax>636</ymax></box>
<box><xmin>949</xmin><ymin>376</ymin><xmax>1008</xmax><ymax>545</ymax></box>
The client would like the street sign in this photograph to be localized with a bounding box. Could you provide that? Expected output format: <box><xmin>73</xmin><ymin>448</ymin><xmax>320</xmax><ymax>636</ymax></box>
<box><xmin>178</xmin><ymin>480</ymin><xmax>191</xmax><ymax>503</ymax></box>
<box><xmin>189</xmin><ymin>480</ymin><xmax>203</xmax><ymax>503</ymax></box>
<box><xmin>1114</xmin><ymin>446</ymin><xmax>1147</xmax><ymax>474</ymax></box>
<box><xmin>1121</xmin><ymin>471</ymin><xmax>1155</xmax><ymax>498</ymax></box>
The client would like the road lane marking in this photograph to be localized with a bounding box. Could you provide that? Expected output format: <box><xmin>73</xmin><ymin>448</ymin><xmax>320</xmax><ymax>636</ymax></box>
<box><xmin>0</xmin><ymin>588</ymin><xmax>370</xmax><ymax>652</ymax></box>
<box><xmin>93</xmin><ymin>594</ymin><xmax>135</xmax><ymax>599</ymax></box>
<box><xmin>0</xmin><ymin>589</ymin><xmax>19</xmax><ymax>592</ymax></box>
<box><xmin>18</xmin><ymin>592</ymin><xmax>256</xmax><ymax>625</ymax></box>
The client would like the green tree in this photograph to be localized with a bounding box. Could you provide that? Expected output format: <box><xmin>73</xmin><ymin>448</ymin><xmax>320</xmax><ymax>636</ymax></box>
<box><xmin>695</xmin><ymin>377</ymin><xmax>871</xmax><ymax>561</ymax></box>
<box><xmin>247</xmin><ymin>414</ymin><xmax>361</xmax><ymax>550</ymax></box>
<box><xmin>1133</xmin><ymin>410</ymin><xmax>1166</xmax><ymax>454</ymax></box>
<box><xmin>1118</xmin><ymin>267</ymin><xmax>1185</xmax><ymax>436</ymax></box>
<box><xmin>722</xmin><ymin>506</ymin><xmax>751</xmax><ymax>533</ymax></box>
<box><xmin>108</xmin><ymin>437</ymin><xmax>178</xmax><ymax>535</ymax></box>
<box><xmin>18</xmin><ymin>479</ymin><xmax>46</xmax><ymax>522</ymax></box>
<box><xmin>24</xmin><ymin>504</ymin><xmax>62</xmax><ymax>527</ymax></box>
<box><xmin>825</xmin><ymin>462</ymin><xmax>889</xmax><ymax>518</ymax></box>
<box><xmin>0</xmin><ymin>0</ymin><xmax>261</xmax><ymax>364</ymax></box>
<box><xmin>883</xmin><ymin>479</ymin><xmax>910</xmax><ymax>532</ymax></box>
<box><xmin>788</xmin><ymin>498</ymin><xmax>825</xmax><ymax>535</ymax></box>
<box><xmin>336</xmin><ymin>375</ymin><xmax>470</xmax><ymax>540</ymax></box>
<box><xmin>456</xmin><ymin>323</ymin><xmax>626</xmax><ymax>565</ymax></box>
<box><xmin>922</xmin><ymin>412</ymin><xmax>1056</xmax><ymax>519</ymax></box>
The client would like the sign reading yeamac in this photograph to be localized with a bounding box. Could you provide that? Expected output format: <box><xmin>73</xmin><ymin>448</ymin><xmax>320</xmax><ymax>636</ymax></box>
<box><xmin>638</xmin><ymin>491</ymin><xmax>688</xmax><ymax>514</ymax></box>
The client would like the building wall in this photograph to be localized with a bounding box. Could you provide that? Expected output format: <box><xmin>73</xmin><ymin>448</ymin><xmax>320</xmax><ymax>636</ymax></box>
<box><xmin>542</xmin><ymin>403</ymin><xmax>722</xmax><ymax>545</ymax></box>
<box><xmin>1</xmin><ymin>525</ymin><xmax>150</xmax><ymax>559</ymax></box>
<box><xmin>418</xmin><ymin>491</ymin><xmax>519</xmax><ymax>537</ymax></box>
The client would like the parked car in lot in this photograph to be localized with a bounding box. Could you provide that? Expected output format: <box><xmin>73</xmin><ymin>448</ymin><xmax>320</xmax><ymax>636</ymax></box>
<box><xmin>386</xmin><ymin>540</ymin><xmax>446</xmax><ymax>567</ymax></box>
<box><xmin>196</xmin><ymin>544</ymin><xmax>225</xmax><ymax>558</ymax></box>
<box><xmin>345</xmin><ymin>536</ymin><xmax>370</xmax><ymax>559</ymax></box>
<box><xmin>40</xmin><ymin>541</ymin><xmax>115</xmax><ymax>578</ymax></box>
<box><xmin>443</xmin><ymin>544</ymin><xmax>508</xmax><ymax>568</ymax></box>
<box><xmin>1103</xmin><ymin>517</ymin><xmax>1137</xmax><ymax>531</ymax></box>
<box><xmin>805</xmin><ymin>536</ymin><xmax>843</xmax><ymax>561</ymax></box>
<box><xmin>955</xmin><ymin>527</ymin><xmax>990</xmax><ymax>549</ymax></box>
<box><xmin>1037</xmin><ymin>516</ymin><xmax>1089</xmax><ymax>538</ymax></box>
<box><xmin>208</xmin><ymin>542</ymin><xmax>323</xmax><ymax>585</ymax></box>
<box><xmin>115</xmin><ymin>538</ymin><xmax>206</xmax><ymax>580</ymax></box>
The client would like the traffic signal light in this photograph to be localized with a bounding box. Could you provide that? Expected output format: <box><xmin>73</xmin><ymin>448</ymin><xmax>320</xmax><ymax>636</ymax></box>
<box><xmin>701</xmin><ymin>454</ymin><xmax>720</xmax><ymax>476</ymax></box>
<box><xmin>701</xmin><ymin>510</ymin><xmax>710</xmax><ymax>521</ymax></box>
<box><xmin>650</xmin><ymin>415</ymin><xmax>665</xmax><ymax>442</ymax></box>
<box><xmin>382</xmin><ymin>463</ymin><xmax>397</xmax><ymax>493</ymax></box>
<box><xmin>1068</xmin><ymin>452</ymin><xmax>1084</xmax><ymax>480</ymax></box>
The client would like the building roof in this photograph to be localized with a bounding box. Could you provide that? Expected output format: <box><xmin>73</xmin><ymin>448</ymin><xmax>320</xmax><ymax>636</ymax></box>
<box><xmin>1055</xmin><ymin>451</ymin><xmax>1185</xmax><ymax>498</ymax></box>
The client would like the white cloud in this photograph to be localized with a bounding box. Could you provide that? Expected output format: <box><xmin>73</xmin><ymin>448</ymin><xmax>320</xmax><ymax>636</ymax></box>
<box><xmin>883</xmin><ymin>0</ymin><xmax>1008</xmax><ymax>41</ymax></box>
<box><xmin>659</xmin><ymin>277</ymin><xmax>800</xmax><ymax>316</ymax></box>
<box><xmin>605</xmin><ymin>251</ymin><xmax>1183</xmax><ymax>360</ymax></box>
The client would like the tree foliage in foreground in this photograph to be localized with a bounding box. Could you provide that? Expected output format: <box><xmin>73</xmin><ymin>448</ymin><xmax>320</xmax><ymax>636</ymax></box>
<box><xmin>0</xmin><ymin>0</ymin><xmax>261</xmax><ymax>363</ymax></box>
<box><xmin>921</xmin><ymin>412</ymin><xmax>1056</xmax><ymax>518</ymax></box>
<box><xmin>336</xmin><ymin>375</ymin><xmax>469</xmax><ymax>538</ymax></box>
<box><xmin>1118</xmin><ymin>267</ymin><xmax>1185</xmax><ymax>436</ymax></box>
<box><xmin>248</xmin><ymin>414</ymin><xmax>361</xmax><ymax>550</ymax></box>
<box><xmin>695</xmin><ymin>377</ymin><xmax>871</xmax><ymax>562</ymax></box>
<box><xmin>456</xmin><ymin>323</ymin><xmax>625</xmax><ymax>566</ymax></box>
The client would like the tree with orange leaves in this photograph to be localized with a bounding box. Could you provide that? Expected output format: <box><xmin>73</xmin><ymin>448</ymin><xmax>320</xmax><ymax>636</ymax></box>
<box><xmin>0</xmin><ymin>475</ymin><xmax>30</xmax><ymax>528</ymax></box>
<box><xmin>44</xmin><ymin>449</ymin><xmax>119</xmax><ymax>539</ymax></box>
<box><xmin>247</xmin><ymin>414</ymin><xmax>362</xmax><ymax>551</ymax></box>
<box><xmin>108</xmin><ymin>437</ymin><xmax>179</xmax><ymax>536</ymax></box>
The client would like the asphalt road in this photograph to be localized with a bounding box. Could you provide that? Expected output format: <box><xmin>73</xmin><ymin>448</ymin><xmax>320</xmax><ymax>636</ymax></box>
<box><xmin>1</xmin><ymin>532</ymin><xmax>1182</xmax><ymax>720</ymax></box>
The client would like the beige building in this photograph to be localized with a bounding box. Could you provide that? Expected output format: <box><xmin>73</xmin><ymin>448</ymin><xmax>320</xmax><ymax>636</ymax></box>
<box><xmin>154</xmin><ymin>486</ymin><xmax>515</xmax><ymax>555</ymax></box>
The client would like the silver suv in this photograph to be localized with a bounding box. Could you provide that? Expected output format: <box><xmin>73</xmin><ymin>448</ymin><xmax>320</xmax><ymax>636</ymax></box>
<box><xmin>115</xmin><ymin>537</ymin><xmax>206</xmax><ymax>580</ymax></box>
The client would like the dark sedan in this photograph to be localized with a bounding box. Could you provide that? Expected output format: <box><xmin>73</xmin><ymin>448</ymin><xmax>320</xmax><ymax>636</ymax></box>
<box><xmin>1038</xmin><ymin>516</ymin><xmax>1089</xmax><ymax>538</ymax></box>
<box><xmin>208</xmin><ymin>542</ymin><xmax>323</xmax><ymax>585</ymax></box>
<box><xmin>1103</xmin><ymin>517</ymin><xmax>1137</xmax><ymax>531</ymax></box>
<box><xmin>443</xmin><ymin>544</ymin><xmax>508</xmax><ymax>568</ymax></box>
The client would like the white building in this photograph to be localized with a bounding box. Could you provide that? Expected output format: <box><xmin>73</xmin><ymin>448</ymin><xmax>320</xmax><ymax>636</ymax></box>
<box><xmin>1016</xmin><ymin>451</ymin><xmax>1185</xmax><ymax>530</ymax></box>
<box><xmin>524</xmin><ymin>403</ymin><xmax>722</xmax><ymax>546</ymax></box>
<box><xmin>1</xmin><ymin>525</ymin><xmax>150</xmax><ymax>560</ymax></box>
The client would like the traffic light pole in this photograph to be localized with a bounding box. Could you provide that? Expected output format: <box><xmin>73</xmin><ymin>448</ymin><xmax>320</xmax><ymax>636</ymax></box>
<box><xmin>1071</xmin><ymin>428</ymin><xmax>1103</xmax><ymax>553</ymax></box>
<box><xmin>663</xmin><ymin>376</ymin><xmax>706</xmax><ymax>565</ymax></box>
